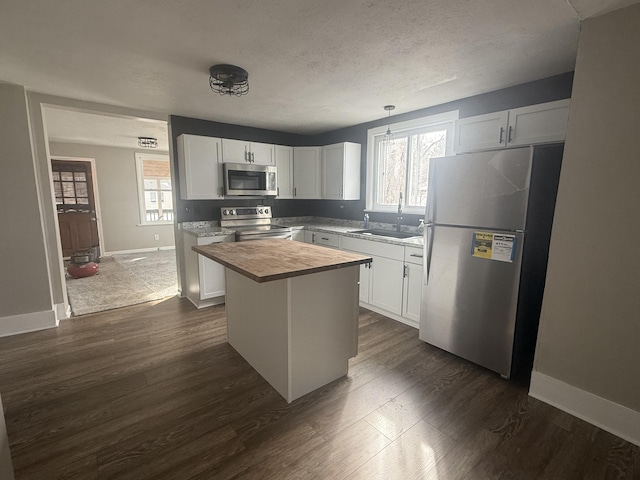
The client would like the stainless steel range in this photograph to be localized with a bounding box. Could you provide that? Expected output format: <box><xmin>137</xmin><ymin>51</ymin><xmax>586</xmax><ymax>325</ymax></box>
<box><xmin>220</xmin><ymin>206</ymin><xmax>292</xmax><ymax>241</ymax></box>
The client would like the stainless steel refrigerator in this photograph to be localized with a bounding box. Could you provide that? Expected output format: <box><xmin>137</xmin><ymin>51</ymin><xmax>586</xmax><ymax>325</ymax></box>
<box><xmin>419</xmin><ymin>145</ymin><xmax>563</xmax><ymax>378</ymax></box>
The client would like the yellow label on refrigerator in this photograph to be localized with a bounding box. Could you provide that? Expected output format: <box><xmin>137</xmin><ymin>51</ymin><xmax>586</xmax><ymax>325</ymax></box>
<box><xmin>472</xmin><ymin>232</ymin><xmax>516</xmax><ymax>263</ymax></box>
<box><xmin>472</xmin><ymin>232</ymin><xmax>494</xmax><ymax>259</ymax></box>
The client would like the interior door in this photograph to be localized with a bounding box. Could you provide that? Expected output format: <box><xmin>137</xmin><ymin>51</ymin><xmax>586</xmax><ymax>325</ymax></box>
<box><xmin>52</xmin><ymin>160</ymin><xmax>99</xmax><ymax>257</ymax></box>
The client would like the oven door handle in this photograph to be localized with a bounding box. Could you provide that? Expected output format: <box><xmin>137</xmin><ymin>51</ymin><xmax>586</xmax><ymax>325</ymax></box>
<box><xmin>237</xmin><ymin>232</ymin><xmax>292</xmax><ymax>241</ymax></box>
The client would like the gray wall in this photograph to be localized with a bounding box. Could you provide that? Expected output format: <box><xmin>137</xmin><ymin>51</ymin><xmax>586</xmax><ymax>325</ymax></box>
<box><xmin>170</xmin><ymin>72</ymin><xmax>574</xmax><ymax>225</ymax></box>
<box><xmin>0</xmin><ymin>84</ymin><xmax>52</xmax><ymax>318</ymax></box>
<box><xmin>49</xmin><ymin>142</ymin><xmax>175</xmax><ymax>253</ymax></box>
<box><xmin>534</xmin><ymin>4</ymin><xmax>640</xmax><ymax>411</ymax></box>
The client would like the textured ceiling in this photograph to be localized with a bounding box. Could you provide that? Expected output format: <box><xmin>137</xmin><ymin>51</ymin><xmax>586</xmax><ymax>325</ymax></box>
<box><xmin>1</xmin><ymin>0</ymin><xmax>637</xmax><ymax>140</ymax></box>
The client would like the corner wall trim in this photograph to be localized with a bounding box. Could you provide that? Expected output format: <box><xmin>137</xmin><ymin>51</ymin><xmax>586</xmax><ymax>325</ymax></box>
<box><xmin>0</xmin><ymin>309</ymin><xmax>57</xmax><ymax>338</ymax></box>
<box><xmin>529</xmin><ymin>371</ymin><xmax>640</xmax><ymax>447</ymax></box>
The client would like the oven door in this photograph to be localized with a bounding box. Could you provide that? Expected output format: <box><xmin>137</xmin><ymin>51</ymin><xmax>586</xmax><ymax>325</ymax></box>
<box><xmin>224</xmin><ymin>163</ymin><xmax>277</xmax><ymax>196</ymax></box>
<box><xmin>236</xmin><ymin>231</ymin><xmax>292</xmax><ymax>241</ymax></box>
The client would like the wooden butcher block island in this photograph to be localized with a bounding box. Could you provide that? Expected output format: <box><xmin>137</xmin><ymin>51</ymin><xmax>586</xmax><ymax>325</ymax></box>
<box><xmin>193</xmin><ymin>239</ymin><xmax>372</xmax><ymax>403</ymax></box>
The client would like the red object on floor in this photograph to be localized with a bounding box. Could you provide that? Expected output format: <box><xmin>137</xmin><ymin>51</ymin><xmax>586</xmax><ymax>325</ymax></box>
<box><xmin>67</xmin><ymin>262</ymin><xmax>99</xmax><ymax>278</ymax></box>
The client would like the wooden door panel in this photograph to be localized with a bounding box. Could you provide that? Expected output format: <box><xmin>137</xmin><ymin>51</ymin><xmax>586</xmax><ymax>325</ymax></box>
<box><xmin>58</xmin><ymin>212</ymin><xmax>98</xmax><ymax>257</ymax></box>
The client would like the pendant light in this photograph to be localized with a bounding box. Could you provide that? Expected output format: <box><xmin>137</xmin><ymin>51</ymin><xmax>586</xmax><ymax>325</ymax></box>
<box><xmin>382</xmin><ymin>105</ymin><xmax>395</xmax><ymax>145</ymax></box>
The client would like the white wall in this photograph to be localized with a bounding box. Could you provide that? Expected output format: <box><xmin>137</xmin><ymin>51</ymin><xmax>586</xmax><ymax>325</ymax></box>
<box><xmin>49</xmin><ymin>142</ymin><xmax>174</xmax><ymax>253</ymax></box>
<box><xmin>531</xmin><ymin>3</ymin><xmax>640</xmax><ymax>445</ymax></box>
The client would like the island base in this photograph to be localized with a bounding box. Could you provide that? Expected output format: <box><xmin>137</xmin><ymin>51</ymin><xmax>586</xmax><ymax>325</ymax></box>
<box><xmin>225</xmin><ymin>266</ymin><xmax>360</xmax><ymax>403</ymax></box>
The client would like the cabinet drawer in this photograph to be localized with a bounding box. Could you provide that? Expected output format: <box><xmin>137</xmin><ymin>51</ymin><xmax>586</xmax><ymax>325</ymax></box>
<box><xmin>341</xmin><ymin>236</ymin><xmax>404</xmax><ymax>261</ymax></box>
<box><xmin>404</xmin><ymin>246</ymin><xmax>424</xmax><ymax>265</ymax></box>
<box><xmin>197</xmin><ymin>234</ymin><xmax>233</xmax><ymax>246</ymax></box>
<box><xmin>313</xmin><ymin>231</ymin><xmax>340</xmax><ymax>249</ymax></box>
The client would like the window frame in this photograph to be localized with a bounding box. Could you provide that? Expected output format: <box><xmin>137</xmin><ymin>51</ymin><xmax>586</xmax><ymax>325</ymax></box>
<box><xmin>365</xmin><ymin>110</ymin><xmax>458</xmax><ymax>214</ymax></box>
<box><xmin>134</xmin><ymin>152</ymin><xmax>173</xmax><ymax>226</ymax></box>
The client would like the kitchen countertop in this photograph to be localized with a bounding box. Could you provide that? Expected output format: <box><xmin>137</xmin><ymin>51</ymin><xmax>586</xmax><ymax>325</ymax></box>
<box><xmin>193</xmin><ymin>239</ymin><xmax>372</xmax><ymax>283</ymax></box>
<box><xmin>182</xmin><ymin>218</ymin><xmax>424</xmax><ymax>246</ymax></box>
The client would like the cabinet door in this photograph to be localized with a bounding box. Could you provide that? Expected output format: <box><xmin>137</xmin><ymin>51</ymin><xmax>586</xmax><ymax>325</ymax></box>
<box><xmin>221</xmin><ymin>138</ymin><xmax>250</xmax><ymax>163</ymax></box>
<box><xmin>359</xmin><ymin>263</ymin><xmax>370</xmax><ymax>304</ymax></box>
<box><xmin>453</xmin><ymin>111</ymin><xmax>509</xmax><ymax>153</ymax></box>
<box><xmin>291</xmin><ymin>229</ymin><xmax>305</xmax><ymax>242</ymax></box>
<box><xmin>177</xmin><ymin>135</ymin><xmax>223</xmax><ymax>199</ymax></box>
<box><xmin>304</xmin><ymin>230</ymin><xmax>316</xmax><ymax>244</ymax></box>
<box><xmin>322</xmin><ymin>143</ymin><xmax>344</xmax><ymax>200</ymax></box>
<box><xmin>402</xmin><ymin>262</ymin><xmax>422</xmax><ymax>323</ymax></box>
<box><xmin>293</xmin><ymin>147</ymin><xmax>322</xmax><ymax>199</ymax></box>
<box><xmin>197</xmin><ymin>236</ymin><xmax>229</xmax><ymax>299</ymax></box>
<box><xmin>506</xmin><ymin>99</ymin><xmax>570</xmax><ymax>147</ymax></box>
<box><xmin>275</xmin><ymin>145</ymin><xmax>294</xmax><ymax>198</ymax></box>
<box><xmin>369</xmin><ymin>255</ymin><xmax>404</xmax><ymax>315</ymax></box>
<box><xmin>249</xmin><ymin>142</ymin><xmax>275</xmax><ymax>165</ymax></box>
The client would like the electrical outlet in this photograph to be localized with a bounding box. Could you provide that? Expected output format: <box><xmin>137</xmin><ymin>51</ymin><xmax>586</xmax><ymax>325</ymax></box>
<box><xmin>154</xmin><ymin>234</ymin><xmax>160</xmax><ymax>241</ymax></box>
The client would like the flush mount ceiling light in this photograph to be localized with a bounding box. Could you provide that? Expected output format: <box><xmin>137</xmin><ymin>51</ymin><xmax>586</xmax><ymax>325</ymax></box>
<box><xmin>382</xmin><ymin>105</ymin><xmax>396</xmax><ymax>145</ymax></box>
<box><xmin>138</xmin><ymin>137</ymin><xmax>158</xmax><ymax>148</ymax></box>
<box><xmin>209</xmin><ymin>64</ymin><xmax>249</xmax><ymax>96</ymax></box>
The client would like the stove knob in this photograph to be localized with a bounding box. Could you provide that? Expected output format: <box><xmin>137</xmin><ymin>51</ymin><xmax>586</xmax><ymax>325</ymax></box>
<box><xmin>223</xmin><ymin>210</ymin><xmax>229</xmax><ymax>215</ymax></box>
<box><xmin>258</xmin><ymin>208</ymin><xmax>264</xmax><ymax>214</ymax></box>
<box><xmin>230</xmin><ymin>210</ymin><xmax>235</xmax><ymax>215</ymax></box>
<box><xmin>264</xmin><ymin>208</ymin><xmax>269</xmax><ymax>214</ymax></box>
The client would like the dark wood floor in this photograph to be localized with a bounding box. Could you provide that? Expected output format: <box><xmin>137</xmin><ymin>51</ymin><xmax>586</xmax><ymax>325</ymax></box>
<box><xmin>0</xmin><ymin>297</ymin><xmax>637</xmax><ymax>479</ymax></box>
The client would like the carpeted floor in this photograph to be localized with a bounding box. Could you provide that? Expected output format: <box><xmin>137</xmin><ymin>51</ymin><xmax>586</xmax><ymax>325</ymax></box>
<box><xmin>66</xmin><ymin>249</ymin><xmax>178</xmax><ymax>316</ymax></box>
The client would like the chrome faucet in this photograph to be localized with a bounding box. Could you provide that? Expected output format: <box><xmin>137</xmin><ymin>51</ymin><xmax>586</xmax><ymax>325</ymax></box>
<box><xmin>396</xmin><ymin>192</ymin><xmax>403</xmax><ymax>232</ymax></box>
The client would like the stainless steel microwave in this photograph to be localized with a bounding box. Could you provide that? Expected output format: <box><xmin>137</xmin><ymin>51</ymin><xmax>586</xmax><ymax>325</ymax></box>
<box><xmin>223</xmin><ymin>163</ymin><xmax>277</xmax><ymax>196</ymax></box>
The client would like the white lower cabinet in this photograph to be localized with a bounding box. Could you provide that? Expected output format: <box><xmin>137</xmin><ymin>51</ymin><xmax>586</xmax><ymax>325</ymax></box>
<box><xmin>402</xmin><ymin>246</ymin><xmax>424</xmax><ymax>323</ymax></box>
<box><xmin>368</xmin><ymin>255</ymin><xmax>404</xmax><ymax>315</ymax></box>
<box><xmin>304</xmin><ymin>230</ymin><xmax>340</xmax><ymax>249</ymax></box>
<box><xmin>183</xmin><ymin>232</ymin><xmax>233</xmax><ymax>308</ymax></box>
<box><xmin>341</xmin><ymin>236</ymin><xmax>407</xmax><ymax>321</ymax></box>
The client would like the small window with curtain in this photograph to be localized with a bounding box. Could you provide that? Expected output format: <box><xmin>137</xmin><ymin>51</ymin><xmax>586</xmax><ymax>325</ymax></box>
<box><xmin>135</xmin><ymin>153</ymin><xmax>173</xmax><ymax>225</ymax></box>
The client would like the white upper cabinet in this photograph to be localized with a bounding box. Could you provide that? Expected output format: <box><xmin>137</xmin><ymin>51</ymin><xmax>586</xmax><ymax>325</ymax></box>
<box><xmin>321</xmin><ymin>142</ymin><xmax>361</xmax><ymax>200</ymax></box>
<box><xmin>293</xmin><ymin>146</ymin><xmax>322</xmax><ymax>199</ymax></box>
<box><xmin>453</xmin><ymin>99</ymin><xmax>571</xmax><ymax>153</ymax></box>
<box><xmin>506</xmin><ymin>100</ymin><xmax>571</xmax><ymax>147</ymax></box>
<box><xmin>275</xmin><ymin>145</ymin><xmax>294</xmax><ymax>198</ymax></box>
<box><xmin>177</xmin><ymin>134</ymin><xmax>223</xmax><ymax>200</ymax></box>
<box><xmin>221</xmin><ymin>139</ymin><xmax>275</xmax><ymax>165</ymax></box>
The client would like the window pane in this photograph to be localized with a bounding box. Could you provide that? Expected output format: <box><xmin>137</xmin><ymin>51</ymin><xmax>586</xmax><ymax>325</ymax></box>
<box><xmin>407</xmin><ymin>129</ymin><xmax>447</xmax><ymax>207</ymax></box>
<box><xmin>52</xmin><ymin>172</ymin><xmax>60</xmax><ymax>181</ymax></box>
<box><xmin>74</xmin><ymin>172</ymin><xmax>86</xmax><ymax>181</ymax></box>
<box><xmin>64</xmin><ymin>197</ymin><xmax>77</xmax><ymax>205</ymax></box>
<box><xmin>77</xmin><ymin>197</ymin><xmax>89</xmax><ymax>204</ymax></box>
<box><xmin>160</xmin><ymin>179</ymin><xmax>172</xmax><ymax>190</ymax></box>
<box><xmin>55</xmin><ymin>197</ymin><xmax>63</xmax><ymax>205</ymax></box>
<box><xmin>62</xmin><ymin>182</ymin><xmax>75</xmax><ymax>197</ymax></box>
<box><xmin>61</xmin><ymin>171</ymin><xmax>74</xmax><ymax>181</ymax></box>
<box><xmin>144</xmin><ymin>179</ymin><xmax>158</xmax><ymax>189</ymax></box>
<box><xmin>378</xmin><ymin>137</ymin><xmax>408</xmax><ymax>205</ymax></box>
<box><xmin>54</xmin><ymin>182</ymin><xmax>62</xmax><ymax>197</ymax></box>
<box><xmin>76</xmin><ymin>182</ymin><xmax>88</xmax><ymax>197</ymax></box>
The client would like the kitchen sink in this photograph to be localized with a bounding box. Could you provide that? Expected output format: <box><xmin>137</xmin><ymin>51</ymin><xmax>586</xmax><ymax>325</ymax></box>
<box><xmin>350</xmin><ymin>229</ymin><xmax>421</xmax><ymax>239</ymax></box>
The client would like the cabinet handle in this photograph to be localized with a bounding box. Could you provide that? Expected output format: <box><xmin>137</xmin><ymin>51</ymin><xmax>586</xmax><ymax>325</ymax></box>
<box><xmin>251</xmin><ymin>152</ymin><xmax>255</xmax><ymax>162</ymax></box>
<box><xmin>312</xmin><ymin>233</ymin><xmax>316</xmax><ymax>242</ymax></box>
<box><xmin>321</xmin><ymin>237</ymin><xmax>329</xmax><ymax>241</ymax></box>
<box><xmin>508</xmin><ymin>126</ymin><xmax>514</xmax><ymax>143</ymax></box>
<box><xmin>409</xmin><ymin>253</ymin><xmax>423</xmax><ymax>258</ymax></box>
<box><xmin>403</xmin><ymin>264</ymin><xmax>408</xmax><ymax>278</ymax></box>
<box><xmin>339</xmin><ymin>186</ymin><xmax>343</xmax><ymax>198</ymax></box>
<box><xmin>277</xmin><ymin>187</ymin><xmax>280</xmax><ymax>196</ymax></box>
<box><xmin>499</xmin><ymin>127</ymin><xmax>504</xmax><ymax>144</ymax></box>
<box><xmin>293</xmin><ymin>187</ymin><xmax>297</xmax><ymax>197</ymax></box>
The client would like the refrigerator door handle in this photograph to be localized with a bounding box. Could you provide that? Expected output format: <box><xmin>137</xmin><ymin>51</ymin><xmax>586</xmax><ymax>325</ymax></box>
<box><xmin>424</xmin><ymin>223</ymin><xmax>434</xmax><ymax>285</ymax></box>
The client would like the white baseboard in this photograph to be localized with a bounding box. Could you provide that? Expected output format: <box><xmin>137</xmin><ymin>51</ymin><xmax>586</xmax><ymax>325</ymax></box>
<box><xmin>104</xmin><ymin>246</ymin><xmax>175</xmax><ymax>255</ymax></box>
<box><xmin>529</xmin><ymin>371</ymin><xmax>640</xmax><ymax>447</ymax></box>
<box><xmin>359</xmin><ymin>302</ymin><xmax>418</xmax><ymax>329</ymax></box>
<box><xmin>0</xmin><ymin>309</ymin><xmax>57</xmax><ymax>338</ymax></box>
<box><xmin>54</xmin><ymin>302</ymin><xmax>71</xmax><ymax>322</ymax></box>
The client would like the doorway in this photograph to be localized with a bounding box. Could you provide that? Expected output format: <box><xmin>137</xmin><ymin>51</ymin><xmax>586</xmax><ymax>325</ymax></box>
<box><xmin>51</xmin><ymin>158</ymin><xmax>103</xmax><ymax>258</ymax></box>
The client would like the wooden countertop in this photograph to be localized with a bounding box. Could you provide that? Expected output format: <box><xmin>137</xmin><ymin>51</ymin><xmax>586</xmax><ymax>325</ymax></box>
<box><xmin>193</xmin><ymin>239</ymin><xmax>372</xmax><ymax>283</ymax></box>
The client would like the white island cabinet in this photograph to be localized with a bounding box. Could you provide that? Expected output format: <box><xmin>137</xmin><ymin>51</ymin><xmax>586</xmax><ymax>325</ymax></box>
<box><xmin>193</xmin><ymin>239</ymin><xmax>371</xmax><ymax>403</ymax></box>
